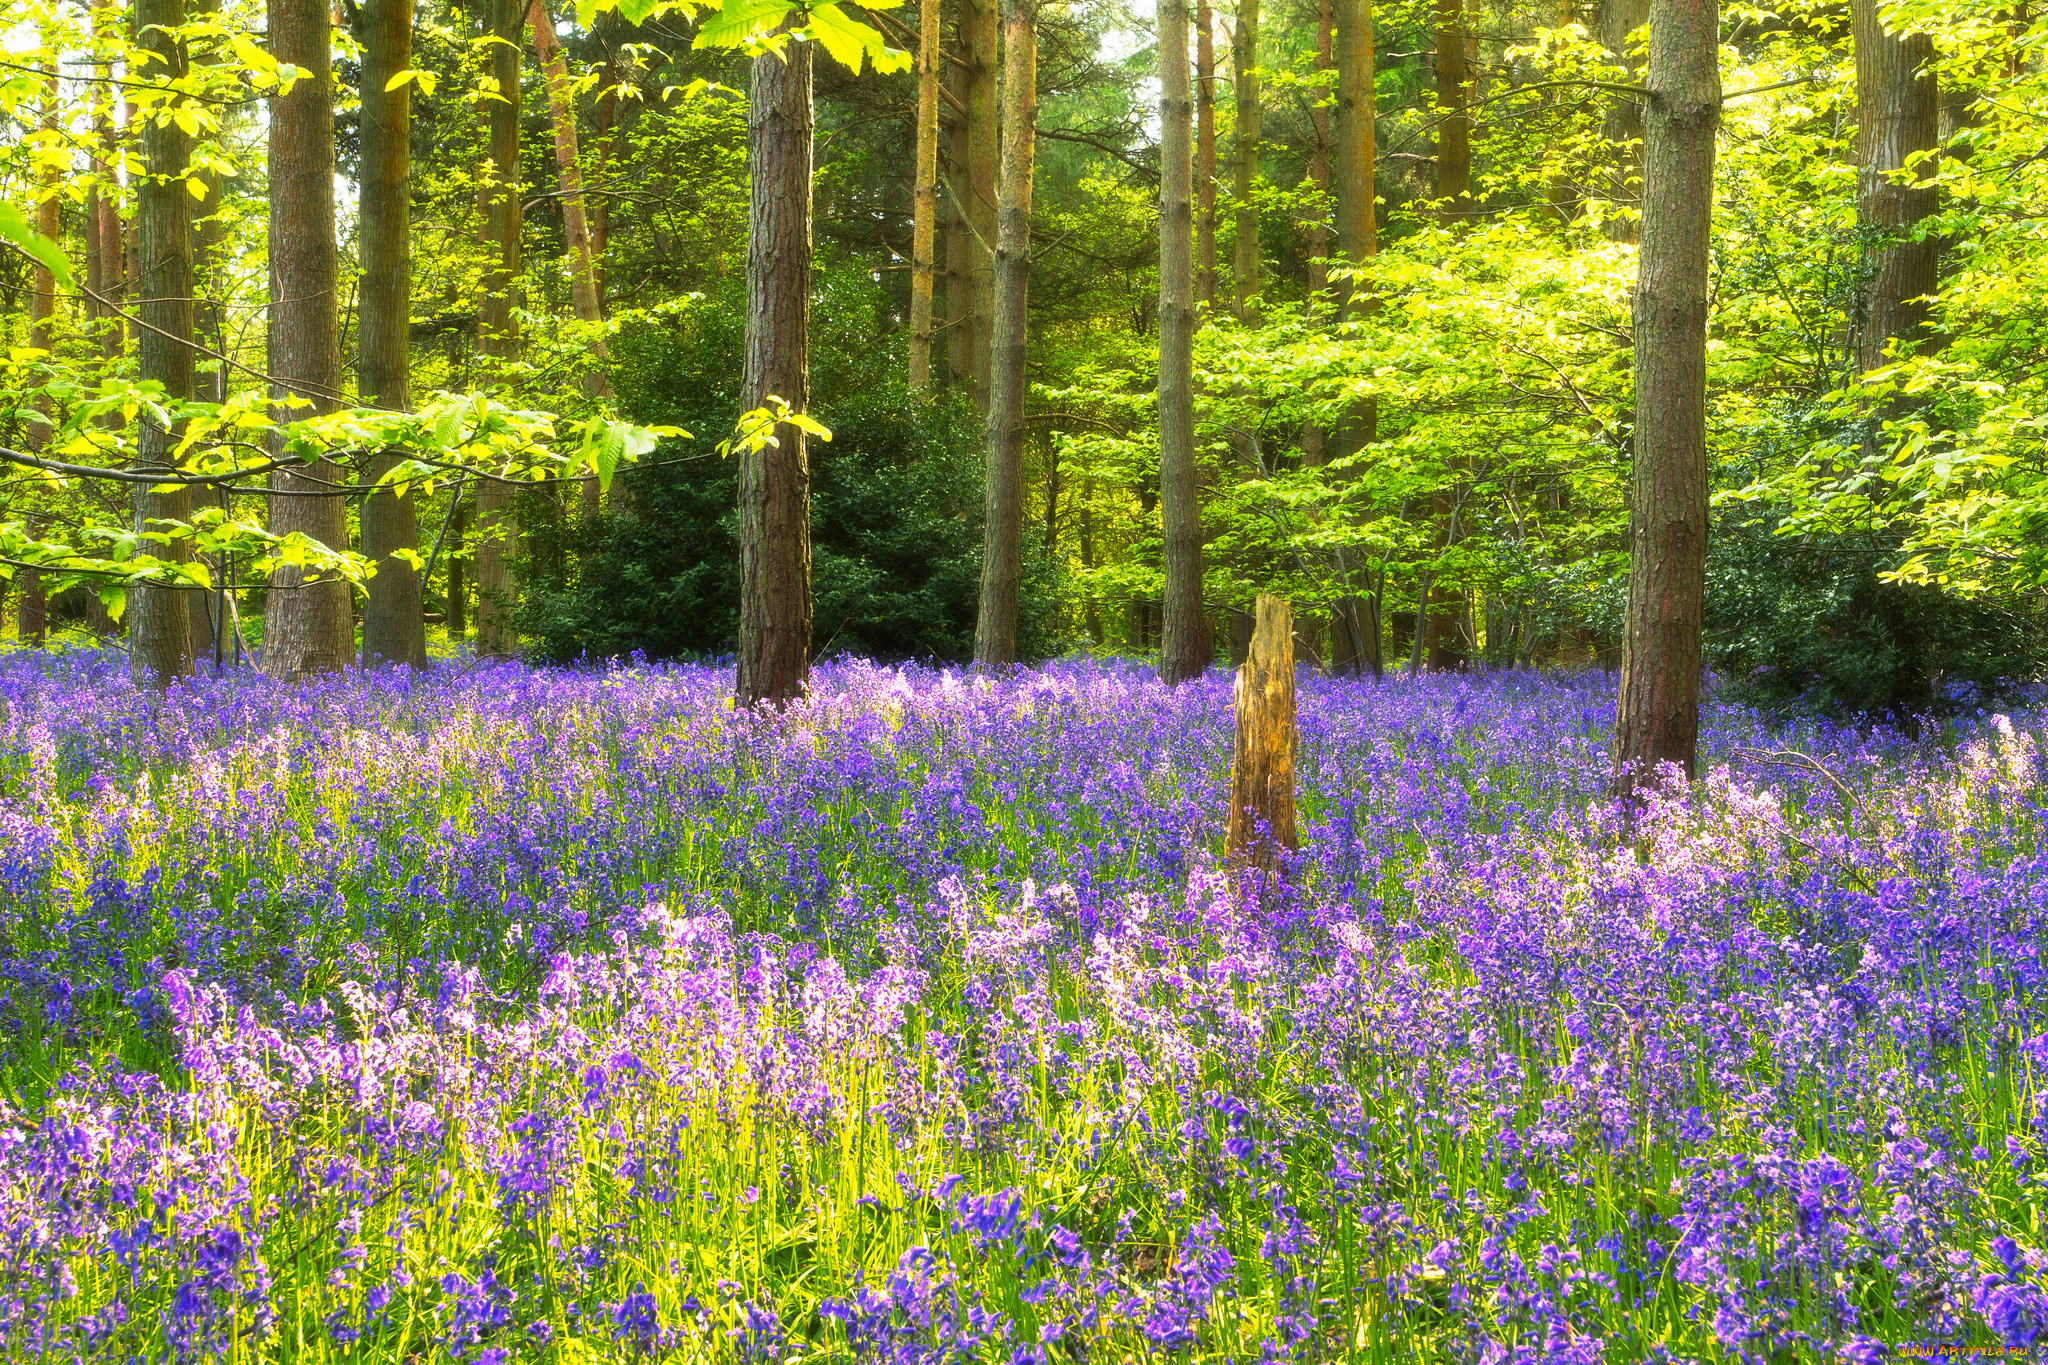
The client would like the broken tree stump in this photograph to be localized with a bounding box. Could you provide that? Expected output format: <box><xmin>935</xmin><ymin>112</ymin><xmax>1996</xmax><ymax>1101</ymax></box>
<box><xmin>1227</xmin><ymin>593</ymin><xmax>1298</xmax><ymax>875</ymax></box>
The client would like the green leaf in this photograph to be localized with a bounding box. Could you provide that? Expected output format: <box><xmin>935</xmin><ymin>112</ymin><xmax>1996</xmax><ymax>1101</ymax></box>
<box><xmin>694</xmin><ymin>0</ymin><xmax>794</xmax><ymax>49</ymax></box>
<box><xmin>805</xmin><ymin>3</ymin><xmax>911</xmax><ymax>73</ymax></box>
<box><xmin>0</xmin><ymin>203</ymin><xmax>72</xmax><ymax>287</ymax></box>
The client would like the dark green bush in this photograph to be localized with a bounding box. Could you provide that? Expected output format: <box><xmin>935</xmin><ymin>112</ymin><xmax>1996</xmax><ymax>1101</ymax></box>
<box><xmin>1704</xmin><ymin>508</ymin><xmax>2047</xmax><ymax>723</ymax></box>
<box><xmin>514</xmin><ymin>271</ymin><xmax>1069</xmax><ymax>665</ymax></box>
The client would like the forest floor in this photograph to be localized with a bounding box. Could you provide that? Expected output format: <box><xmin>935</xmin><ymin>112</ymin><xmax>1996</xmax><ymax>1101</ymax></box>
<box><xmin>0</xmin><ymin>652</ymin><xmax>2041</xmax><ymax>1361</ymax></box>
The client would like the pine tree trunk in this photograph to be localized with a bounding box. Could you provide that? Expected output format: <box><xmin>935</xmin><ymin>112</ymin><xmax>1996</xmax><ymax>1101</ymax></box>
<box><xmin>1614</xmin><ymin>0</ymin><xmax>1718</xmax><ymax>797</ymax></box>
<box><xmin>1852</xmin><ymin>0</ymin><xmax>1939</xmax><ymax>372</ymax></box>
<box><xmin>972</xmin><ymin>0</ymin><xmax>1036</xmax><ymax>666</ymax></box>
<box><xmin>1196</xmin><ymin>0</ymin><xmax>1217</xmax><ymax>312</ymax></box>
<box><xmin>1599</xmin><ymin>0</ymin><xmax>1652</xmax><ymax>241</ymax></box>
<box><xmin>909</xmin><ymin>0</ymin><xmax>941</xmax><ymax>393</ymax></box>
<box><xmin>260</xmin><ymin>0</ymin><xmax>353</xmax><ymax>679</ymax></box>
<box><xmin>130</xmin><ymin>0</ymin><xmax>199</xmax><ymax>687</ymax></box>
<box><xmin>528</xmin><ymin>0</ymin><xmax>612</xmax><ymax>519</ymax></box>
<box><xmin>358</xmin><ymin>0</ymin><xmax>428</xmax><ymax>669</ymax></box>
<box><xmin>1231</xmin><ymin>0</ymin><xmax>1260</xmax><ymax>320</ymax></box>
<box><xmin>735</xmin><ymin>37</ymin><xmax>814</xmax><ymax>707</ymax></box>
<box><xmin>1322</xmin><ymin>0</ymin><xmax>1381</xmax><ymax>678</ymax></box>
<box><xmin>1159</xmin><ymin>0</ymin><xmax>1205</xmax><ymax>685</ymax></box>
<box><xmin>1433</xmin><ymin>0</ymin><xmax>1470</xmax><ymax>219</ymax></box>
<box><xmin>474</xmin><ymin>0</ymin><xmax>524</xmax><ymax>658</ymax></box>
<box><xmin>963</xmin><ymin>0</ymin><xmax>1000</xmax><ymax>412</ymax></box>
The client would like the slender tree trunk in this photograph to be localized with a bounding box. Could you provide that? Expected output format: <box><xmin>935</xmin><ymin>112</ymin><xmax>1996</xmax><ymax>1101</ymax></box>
<box><xmin>910</xmin><ymin>0</ymin><xmax>941</xmax><ymax>393</ymax></box>
<box><xmin>358</xmin><ymin>0</ymin><xmax>427</xmax><ymax>669</ymax></box>
<box><xmin>963</xmin><ymin>0</ymin><xmax>1000</xmax><ymax>411</ymax></box>
<box><xmin>20</xmin><ymin>64</ymin><xmax>57</xmax><ymax>650</ymax></box>
<box><xmin>736</xmin><ymin>36</ymin><xmax>814</xmax><ymax>706</ymax></box>
<box><xmin>259</xmin><ymin>0</ymin><xmax>352</xmax><ymax>679</ymax></box>
<box><xmin>1434</xmin><ymin>0</ymin><xmax>1470</xmax><ymax>218</ymax></box>
<box><xmin>1159</xmin><ymin>0</ymin><xmax>1204</xmax><ymax>684</ymax></box>
<box><xmin>972</xmin><ymin>0</ymin><xmax>1036</xmax><ymax>666</ymax></box>
<box><xmin>446</xmin><ymin>500</ymin><xmax>469</xmax><ymax>640</ymax></box>
<box><xmin>1306</xmin><ymin>0</ymin><xmax>1333</xmax><ymax>298</ymax></box>
<box><xmin>1852</xmin><ymin>0</ymin><xmax>1939</xmax><ymax>372</ymax></box>
<box><xmin>528</xmin><ymin>0</ymin><xmax>612</xmax><ymax>520</ymax></box>
<box><xmin>1600</xmin><ymin>0</ymin><xmax>1652</xmax><ymax>241</ymax></box>
<box><xmin>130</xmin><ymin>0</ymin><xmax>199</xmax><ymax>686</ymax></box>
<box><xmin>944</xmin><ymin>30</ymin><xmax>975</xmax><ymax>388</ymax></box>
<box><xmin>1614</xmin><ymin>0</ymin><xmax>1718</xmax><ymax>798</ymax></box>
<box><xmin>474</xmin><ymin>0</ymin><xmax>524</xmax><ymax>658</ymax></box>
<box><xmin>1321</xmin><ymin>0</ymin><xmax>1381</xmax><ymax>678</ymax></box>
<box><xmin>90</xmin><ymin>0</ymin><xmax>125</xmax><ymax>363</ymax></box>
<box><xmin>1231</xmin><ymin>0</ymin><xmax>1260</xmax><ymax>320</ymax></box>
<box><xmin>1196</xmin><ymin>0</ymin><xmax>1217</xmax><ymax>312</ymax></box>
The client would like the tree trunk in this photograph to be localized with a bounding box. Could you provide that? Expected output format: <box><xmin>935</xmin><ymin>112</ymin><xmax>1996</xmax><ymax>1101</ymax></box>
<box><xmin>130</xmin><ymin>0</ymin><xmax>199</xmax><ymax>687</ymax></box>
<box><xmin>474</xmin><ymin>0</ymin><xmax>524</xmax><ymax>658</ymax></box>
<box><xmin>446</xmin><ymin>500</ymin><xmax>469</xmax><ymax>641</ymax></box>
<box><xmin>972</xmin><ymin>0</ymin><xmax>1036</xmax><ymax>666</ymax></box>
<box><xmin>909</xmin><ymin>0</ymin><xmax>940</xmax><ymax>393</ymax></box>
<box><xmin>258</xmin><ymin>0</ymin><xmax>353</xmax><ymax>679</ymax></box>
<box><xmin>358</xmin><ymin>0</ymin><xmax>428</xmax><ymax>669</ymax></box>
<box><xmin>1228</xmin><ymin>593</ymin><xmax>1297</xmax><ymax>875</ymax></box>
<box><xmin>1433</xmin><ymin>0</ymin><xmax>1471</xmax><ymax>219</ymax></box>
<box><xmin>1613</xmin><ymin>0</ymin><xmax>1718</xmax><ymax>798</ymax></box>
<box><xmin>89</xmin><ymin>0</ymin><xmax>125</xmax><ymax>362</ymax></box>
<box><xmin>1159</xmin><ymin>0</ymin><xmax>1205</xmax><ymax>685</ymax></box>
<box><xmin>528</xmin><ymin>0</ymin><xmax>612</xmax><ymax>519</ymax></box>
<box><xmin>19</xmin><ymin>66</ymin><xmax>48</xmax><ymax>654</ymax></box>
<box><xmin>962</xmin><ymin>0</ymin><xmax>1000</xmax><ymax>412</ymax></box>
<box><xmin>1322</xmin><ymin>0</ymin><xmax>1381</xmax><ymax>679</ymax></box>
<box><xmin>735</xmin><ymin>36</ymin><xmax>814</xmax><ymax>706</ymax></box>
<box><xmin>1306</xmin><ymin>0</ymin><xmax>1333</xmax><ymax>298</ymax></box>
<box><xmin>1196</xmin><ymin>0</ymin><xmax>1217</xmax><ymax>312</ymax></box>
<box><xmin>1852</xmin><ymin>0</ymin><xmax>1939</xmax><ymax>372</ymax></box>
<box><xmin>1599</xmin><ymin>0</ymin><xmax>1652</xmax><ymax>241</ymax></box>
<box><xmin>1231</xmin><ymin>0</ymin><xmax>1260</xmax><ymax>320</ymax></box>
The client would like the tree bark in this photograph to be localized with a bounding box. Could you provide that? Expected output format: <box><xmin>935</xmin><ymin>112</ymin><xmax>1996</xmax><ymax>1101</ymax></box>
<box><xmin>446</xmin><ymin>499</ymin><xmax>469</xmax><ymax>641</ymax></box>
<box><xmin>1306</xmin><ymin>0</ymin><xmax>1333</xmax><ymax>299</ymax></box>
<box><xmin>259</xmin><ymin>0</ymin><xmax>353</xmax><ymax>679</ymax></box>
<box><xmin>1599</xmin><ymin>0</ymin><xmax>1652</xmax><ymax>241</ymax></box>
<box><xmin>909</xmin><ymin>0</ymin><xmax>940</xmax><ymax>393</ymax></box>
<box><xmin>474</xmin><ymin>0</ymin><xmax>524</xmax><ymax>658</ymax></box>
<box><xmin>972</xmin><ymin>0</ymin><xmax>1036</xmax><ymax>666</ymax></box>
<box><xmin>1228</xmin><ymin>593</ymin><xmax>1297</xmax><ymax>874</ymax></box>
<box><xmin>736</xmin><ymin>36</ymin><xmax>814</xmax><ymax>706</ymax></box>
<box><xmin>1231</xmin><ymin>0</ymin><xmax>1260</xmax><ymax>320</ymax></box>
<box><xmin>1852</xmin><ymin>0</ymin><xmax>1939</xmax><ymax>372</ymax></box>
<box><xmin>962</xmin><ymin>0</ymin><xmax>1000</xmax><ymax>411</ymax></box>
<box><xmin>358</xmin><ymin>0</ymin><xmax>428</xmax><ymax>669</ymax></box>
<box><xmin>1322</xmin><ymin>0</ymin><xmax>1381</xmax><ymax>679</ymax></box>
<box><xmin>130</xmin><ymin>0</ymin><xmax>199</xmax><ymax>687</ymax></box>
<box><xmin>1159</xmin><ymin>0</ymin><xmax>1205</xmax><ymax>685</ymax></box>
<box><xmin>20</xmin><ymin>64</ymin><xmax>53</xmax><ymax>650</ymax></box>
<box><xmin>1433</xmin><ymin>0</ymin><xmax>1471</xmax><ymax>220</ymax></box>
<box><xmin>1196</xmin><ymin>0</ymin><xmax>1217</xmax><ymax>313</ymax></box>
<box><xmin>1613</xmin><ymin>0</ymin><xmax>1718</xmax><ymax>798</ymax></box>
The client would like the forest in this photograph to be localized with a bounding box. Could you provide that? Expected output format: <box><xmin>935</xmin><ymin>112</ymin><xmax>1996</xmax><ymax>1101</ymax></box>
<box><xmin>3</xmin><ymin>0</ymin><xmax>2048</xmax><ymax>1359</ymax></box>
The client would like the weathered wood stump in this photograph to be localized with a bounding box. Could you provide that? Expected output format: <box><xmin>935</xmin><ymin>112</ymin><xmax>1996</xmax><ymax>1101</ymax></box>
<box><xmin>1227</xmin><ymin>593</ymin><xmax>1298</xmax><ymax>876</ymax></box>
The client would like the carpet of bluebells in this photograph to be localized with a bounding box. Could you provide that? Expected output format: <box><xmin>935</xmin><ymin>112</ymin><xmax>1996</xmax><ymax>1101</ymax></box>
<box><xmin>2</xmin><ymin>651</ymin><xmax>2047</xmax><ymax>1363</ymax></box>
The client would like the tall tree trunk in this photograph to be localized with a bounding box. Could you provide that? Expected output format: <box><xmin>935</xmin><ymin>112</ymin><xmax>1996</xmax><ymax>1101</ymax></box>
<box><xmin>188</xmin><ymin>0</ymin><xmax>226</xmax><ymax>663</ymax></box>
<box><xmin>1196</xmin><ymin>0</ymin><xmax>1217</xmax><ymax>312</ymax></box>
<box><xmin>1613</xmin><ymin>0</ymin><xmax>1718</xmax><ymax>797</ymax></box>
<box><xmin>358</xmin><ymin>0</ymin><xmax>427</xmax><ymax>669</ymax></box>
<box><xmin>1231</xmin><ymin>0</ymin><xmax>1260</xmax><ymax>320</ymax></box>
<box><xmin>1159</xmin><ymin>0</ymin><xmax>1204</xmax><ymax>684</ymax></box>
<box><xmin>1306</xmin><ymin>0</ymin><xmax>1333</xmax><ymax>299</ymax></box>
<box><xmin>909</xmin><ymin>0</ymin><xmax>940</xmax><ymax>393</ymax></box>
<box><xmin>90</xmin><ymin>0</ymin><xmax>125</xmax><ymax>362</ymax></box>
<box><xmin>446</xmin><ymin>500</ymin><xmax>469</xmax><ymax>642</ymax></box>
<box><xmin>474</xmin><ymin>0</ymin><xmax>524</xmax><ymax>658</ymax></box>
<box><xmin>735</xmin><ymin>36</ymin><xmax>814</xmax><ymax>706</ymax></box>
<box><xmin>1852</xmin><ymin>0</ymin><xmax>1939</xmax><ymax>372</ymax></box>
<box><xmin>21</xmin><ymin>62</ymin><xmax>58</xmax><ymax>649</ymax></box>
<box><xmin>1322</xmin><ymin>0</ymin><xmax>1381</xmax><ymax>678</ymax></box>
<box><xmin>528</xmin><ymin>0</ymin><xmax>612</xmax><ymax>520</ymax></box>
<box><xmin>1433</xmin><ymin>0</ymin><xmax>1470</xmax><ymax>218</ymax></box>
<box><xmin>972</xmin><ymin>0</ymin><xmax>1036</xmax><ymax>666</ymax></box>
<box><xmin>260</xmin><ymin>0</ymin><xmax>352</xmax><ymax>679</ymax></box>
<box><xmin>962</xmin><ymin>0</ymin><xmax>999</xmax><ymax>411</ymax></box>
<box><xmin>1599</xmin><ymin>0</ymin><xmax>1652</xmax><ymax>241</ymax></box>
<box><xmin>130</xmin><ymin>0</ymin><xmax>199</xmax><ymax>686</ymax></box>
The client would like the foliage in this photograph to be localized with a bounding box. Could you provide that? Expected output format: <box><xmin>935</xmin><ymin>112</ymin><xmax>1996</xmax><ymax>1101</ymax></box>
<box><xmin>515</xmin><ymin>275</ymin><xmax>1069</xmax><ymax>664</ymax></box>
